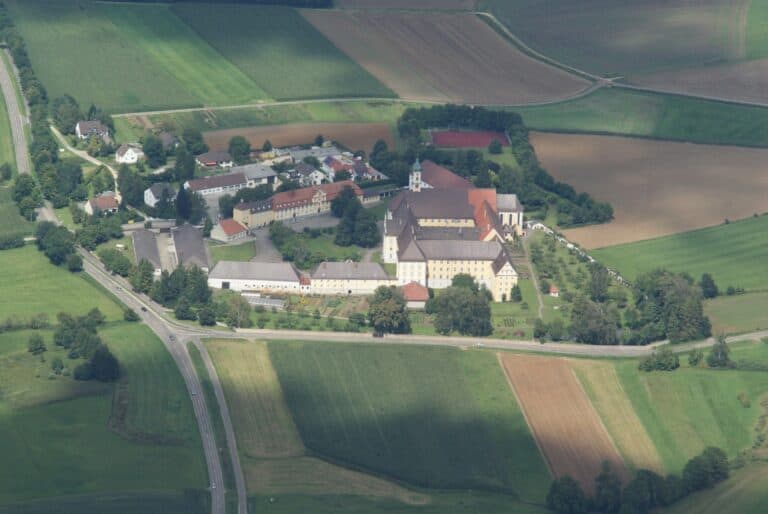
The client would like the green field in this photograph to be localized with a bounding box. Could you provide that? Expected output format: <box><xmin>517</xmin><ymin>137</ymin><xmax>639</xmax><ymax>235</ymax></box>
<box><xmin>0</xmin><ymin>321</ymin><xmax>205</xmax><ymax>506</ymax></box>
<box><xmin>0</xmin><ymin>188</ymin><xmax>34</xmax><ymax>238</ymax></box>
<box><xmin>0</xmin><ymin>245</ymin><xmax>124</xmax><ymax>320</ymax></box>
<box><xmin>616</xmin><ymin>359</ymin><xmax>768</xmax><ymax>473</ymax></box>
<box><xmin>4</xmin><ymin>0</ymin><xmax>268</xmax><ymax>113</ymax></box>
<box><xmin>517</xmin><ymin>88</ymin><xmax>768</xmax><ymax>147</ymax></box>
<box><xmin>746</xmin><ymin>0</ymin><xmax>768</xmax><ymax>59</ymax></box>
<box><xmin>209</xmin><ymin>241</ymin><xmax>257</xmax><ymax>265</ymax></box>
<box><xmin>482</xmin><ymin>0</ymin><xmax>743</xmax><ymax>76</ymax></box>
<box><xmin>268</xmin><ymin>342</ymin><xmax>550</xmax><ymax>502</ymax></box>
<box><xmin>705</xmin><ymin>292</ymin><xmax>768</xmax><ymax>335</ymax></box>
<box><xmin>0</xmin><ymin>491</ymin><xmax>209</xmax><ymax>514</ymax></box>
<box><xmin>593</xmin><ymin>215</ymin><xmax>768</xmax><ymax>292</ymax></box>
<box><xmin>172</xmin><ymin>4</ymin><xmax>394</xmax><ymax>101</ymax></box>
<box><xmin>0</xmin><ymin>61</ymin><xmax>15</xmax><ymax>170</ymax></box>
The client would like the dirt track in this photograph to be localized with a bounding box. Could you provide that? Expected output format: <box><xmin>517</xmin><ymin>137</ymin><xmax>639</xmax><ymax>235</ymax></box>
<box><xmin>303</xmin><ymin>11</ymin><xmax>589</xmax><ymax>105</ymax></box>
<box><xmin>204</xmin><ymin>122</ymin><xmax>394</xmax><ymax>154</ymax></box>
<box><xmin>532</xmin><ymin>132</ymin><xmax>768</xmax><ymax>248</ymax></box>
<box><xmin>499</xmin><ymin>353</ymin><xmax>628</xmax><ymax>493</ymax></box>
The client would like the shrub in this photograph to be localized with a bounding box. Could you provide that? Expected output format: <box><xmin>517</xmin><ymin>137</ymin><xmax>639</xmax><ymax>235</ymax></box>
<box><xmin>123</xmin><ymin>309</ymin><xmax>140</xmax><ymax>322</ymax></box>
<box><xmin>638</xmin><ymin>347</ymin><xmax>679</xmax><ymax>372</ymax></box>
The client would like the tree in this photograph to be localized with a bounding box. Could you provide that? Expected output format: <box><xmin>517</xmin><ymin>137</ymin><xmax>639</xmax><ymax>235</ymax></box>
<box><xmin>0</xmin><ymin>162</ymin><xmax>13</xmax><ymax>181</ymax></box>
<box><xmin>65</xmin><ymin>253</ymin><xmax>83</xmax><ymax>272</ymax></box>
<box><xmin>198</xmin><ymin>306</ymin><xmax>216</xmax><ymax>326</ymax></box>
<box><xmin>123</xmin><ymin>308</ymin><xmax>140</xmax><ymax>322</ymax></box>
<box><xmin>224</xmin><ymin>293</ymin><xmax>253</xmax><ymax>328</ymax></box>
<box><xmin>368</xmin><ymin>286</ymin><xmax>410</xmax><ymax>334</ymax></box>
<box><xmin>229</xmin><ymin>136</ymin><xmax>251</xmax><ymax>165</ymax></box>
<box><xmin>219</xmin><ymin>194</ymin><xmax>236</xmax><ymax>218</ymax></box>
<box><xmin>699</xmin><ymin>273</ymin><xmax>719</xmax><ymax>299</ymax></box>
<box><xmin>176</xmin><ymin>187</ymin><xmax>192</xmax><ymax>222</ymax></box>
<box><xmin>174</xmin><ymin>298</ymin><xmax>195</xmax><ymax>320</ymax></box>
<box><xmin>474</xmin><ymin>167</ymin><xmax>492</xmax><ymax>187</ymax></box>
<box><xmin>451</xmin><ymin>273</ymin><xmax>479</xmax><ymax>292</ymax></box>
<box><xmin>203</xmin><ymin>217</ymin><xmax>213</xmax><ymax>238</ymax></box>
<box><xmin>182</xmin><ymin>127</ymin><xmax>208</xmax><ymax>155</ymax></box>
<box><xmin>510</xmin><ymin>284</ymin><xmax>523</xmax><ymax>302</ymax></box>
<box><xmin>262</xmin><ymin>139</ymin><xmax>273</xmax><ymax>152</ymax></box>
<box><xmin>433</xmin><ymin>286</ymin><xmax>493</xmax><ymax>336</ymax></box>
<box><xmin>51</xmin><ymin>95</ymin><xmax>81</xmax><ymax>134</ymax></box>
<box><xmin>682</xmin><ymin>447</ymin><xmax>728</xmax><ymax>493</ymax></box>
<box><xmin>334</xmin><ymin>170</ymin><xmax>352</xmax><ymax>182</ymax></box>
<box><xmin>89</xmin><ymin>344</ymin><xmax>120</xmax><ymax>382</ymax></box>
<box><xmin>595</xmin><ymin>461</ymin><xmax>622</xmax><ymax>514</ymax></box>
<box><xmin>173</xmin><ymin>146</ymin><xmax>196</xmax><ymax>182</ymax></box>
<box><xmin>547</xmin><ymin>476</ymin><xmax>587</xmax><ymax>514</ymax></box>
<box><xmin>117</xmin><ymin>165</ymin><xmax>145</xmax><ymax>207</ymax></box>
<box><xmin>688</xmin><ymin>347</ymin><xmax>703</xmax><ymax>367</ymax></box>
<box><xmin>331</xmin><ymin>186</ymin><xmax>359</xmax><ymax>217</ymax></box>
<box><xmin>51</xmin><ymin>356</ymin><xmax>64</xmax><ymax>374</ymax></box>
<box><xmin>570</xmin><ymin>295</ymin><xmax>619</xmax><ymax>345</ymax></box>
<box><xmin>129</xmin><ymin>259</ymin><xmax>155</xmax><ymax>293</ymax></box>
<box><xmin>314</xmin><ymin>134</ymin><xmax>324</xmax><ymax>146</ymax></box>
<box><xmin>352</xmin><ymin>208</ymin><xmax>380</xmax><ymax>248</ymax></box>
<box><xmin>707</xmin><ymin>335</ymin><xmax>732</xmax><ymax>368</ymax></box>
<box><xmin>98</xmin><ymin>248</ymin><xmax>132</xmax><ymax>276</ymax></box>
<box><xmin>27</xmin><ymin>334</ymin><xmax>46</xmax><ymax>355</ymax></box>
<box><xmin>142</xmin><ymin>134</ymin><xmax>166</xmax><ymax>168</ymax></box>
<box><xmin>488</xmin><ymin>139</ymin><xmax>503</xmax><ymax>154</ymax></box>
<box><xmin>589</xmin><ymin>264</ymin><xmax>611</xmax><ymax>303</ymax></box>
<box><xmin>638</xmin><ymin>346</ymin><xmax>679</xmax><ymax>371</ymax></box>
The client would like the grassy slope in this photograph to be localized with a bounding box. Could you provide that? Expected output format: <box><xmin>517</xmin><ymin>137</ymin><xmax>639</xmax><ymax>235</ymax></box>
<box><xmin>705</xmin><ymin>292</ymin><xmax>768</xmax><ymax>335</ymax></box>
<box><xmin>268</xmin><ymin>342</ymin><xmax>550</xmax><ymax>502</ymax></box>
<box><xmin>592</xmin><ymin>215</ymin><xmax>768</xmax><ymax>291</ymax></box>
<box><xmin>516</xmin><ymin>88</ymin><xmax>768</xmax><ymax>147</ymax></box>
<box><xmin>481</xmin><ymin>0</ymin><xmax>741</xmax><ymax>76</ymax></box>
<box><xmin>616</xmin><ymin>359</ymin><xmax>768</xmax><ymax>473</ymax></box>
<box><xmin>172</xmin><ymin>4</ymin><xmax>394</xmax><ymax>101</ymax></box>
<box><xmin>746</xmin><ymin>0</ymin><xmax>768</xmax><ymax>59</ymax></box>
<box><xmin>0</xmin><ymin>245</ymin><xmax>124</xmax><ymax>320</ymax></box>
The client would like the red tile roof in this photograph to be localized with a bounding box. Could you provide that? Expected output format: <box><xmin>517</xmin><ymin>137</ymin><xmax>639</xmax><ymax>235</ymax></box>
<box><xmin>218</xmin><ymin>218</ymin><xmax>247</xmax><ymax>236</ymax></box>
<box><xmin>272</xmin><ymin>180</ymin><xmax>362</xmax><ymax>211</ymax></box>
<box><xmin>89</xmin><ymin>195</ymin><xmax>118</xmax><ymax>211</ymax></box>
<box><xmin>421</xmin><ymin>160</ymin><xmax>474</xmax><ymax>190</ymax></box>
<box><xmin>402</xmin><ymin>281</ymin><xmax>429</xmax><ymax>302</ymax></box>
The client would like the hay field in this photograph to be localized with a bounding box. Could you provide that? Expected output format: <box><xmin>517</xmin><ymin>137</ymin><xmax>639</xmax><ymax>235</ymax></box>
<box><xmin>499</xmin><ymin>353</ymin><xmax>628</xmax><ymax>492</ymax></box>
<box><xmin>204</xmin><ymin>122</ymin><xmax>394</xmax><ymax>154</ymax></box>
<box><xmin>704</xmin><ymin>292</ymin><xmax>768</xmax><ymax>335</ymax></box>
<box><xmin>303</xmin><ymin>11</ymin><xmax>589</xmax><ymax>104</ymax></box>
<box><xmin>337</xmin><ymin>0</ymin><xmax>476</xmax><ymax>9</ymax></box>
<box><xmin>570</xmin><ymin>360</ymin><xmax>664</xmax><ymax>473</ymax></box>
<box><xmin>482</xmin><ymin>0</ymin><xmax>747</xmax><ymax>76</ymax></box>
<box><xmin>531</xmin><ymin>133</ymin><xmax>768</xmax><ymax>248</ymax></box>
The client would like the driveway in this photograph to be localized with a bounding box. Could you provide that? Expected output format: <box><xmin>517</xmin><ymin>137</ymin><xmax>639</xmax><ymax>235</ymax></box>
<box><xmin>249</xmin><ymin>227</ymin><xmax>282</xmax><ymax>263</ymax></box>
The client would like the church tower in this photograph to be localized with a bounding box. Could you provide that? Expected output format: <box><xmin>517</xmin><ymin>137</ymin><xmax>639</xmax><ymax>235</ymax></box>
<box><xmin>409</xmin><ymin>157</ymin><xmax>422</xmax><ymax>192</ymax></box>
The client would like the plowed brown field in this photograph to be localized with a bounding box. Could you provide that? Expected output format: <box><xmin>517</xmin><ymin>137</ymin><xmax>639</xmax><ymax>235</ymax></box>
<box><xmin>499</xmin><ymin>353</ymin><xmax>628</xmax><ymax>492</ymax></box>
<box><xmin>203</xmin><ymin>122</ymin><xmax>394</xmax><ymax>154</ymax></box>
<box><xmin>303</xmin><ymin>11</ymin><xmax>589</xmax><ymax>105</ymax></box>
<box><xmin>531</xmin><ymin>132</ymin><xmax>768</xmax><ymax>248</ymax></box>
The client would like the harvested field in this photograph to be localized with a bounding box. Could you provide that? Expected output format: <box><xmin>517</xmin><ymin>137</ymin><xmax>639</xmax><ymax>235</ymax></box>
<box><xmin>206</xmin><ymin>340</ymin><xmax>303</xmax><ymax>458</ymax></box>
<box><xmin>303</xmin><ymin>11</ymin><xmax>589</xmax><ymax>105</ymax></box>
<box><xmin>432</xmin><ymin>130</ymin><xmax>508</xmax><ymax>148</ymax></box>
<box><xmin>570</xmin><ymin>360</ymin><xmax>664</xmax><ymax>473</ymax></box>
<box><xmin>499</xmin><ymin>353</ymin><xmax>628</xmax><ymax>492</ymax></box>
<box><xmin>336</xmin><ymin>0</ymin><xmax>476</xmax><ymax>9</ymax></box>
<box><xmin>531</xmin><ymin>132</ymin><xmax>768</xmax><ymax>248</ymax></box>
<box><xmin>242</xmin><ymin>456</ymin><xmax>429</xmax><ymax>504</ymax></box>
<box><xmin>633</xmin><ymin>59</ymin><xmax>768</xmax><ymax>105</ymax></box>
<box><xmin>204</xmin><ymin>122</ymin><xmax>394</xmax><ymax>154</ymax></box>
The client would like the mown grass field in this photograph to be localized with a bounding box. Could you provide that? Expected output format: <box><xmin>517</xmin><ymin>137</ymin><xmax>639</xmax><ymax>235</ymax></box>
<box><xmin>0</xmin><ymin>321</ymin><xmax>205</xmax><ymax>507</ymax></box>
<box><xmin>0</xmin><ymin>189</ymin><xmax>34</xmax><ymax>238</ymax></box>
<box><xmin>592</xmin><ymin>215</ymin><xmax>768</xmax><ymax>291</ymax></box>
<box><xmin>0</xmin><ymin>491</ymin><xmax>209</xmax><ymax>514</ymax></box>
<box><xmin>172</xmin><ymin>4</ymin><xmax>393</xmax><ymax>101</ymax></box>
<box><xmin>482</xmin><ymin>0</ymin><xmax>745</xmax><ymax>76</ymax></box>
<box><xmin>209</xmin><ymin>241</ymin><xmax>257</xmax><ymax>265</ymax></box>
<box><xmin>268</xmin><ymin>342</ymin><xmax>550</xmax><ymax>502</ymax></box>
<box><xmin>4</xmin><ymin>0</ymin><xmax>270</xmax><ymax>113</ymax></box>
<box><xmin>746</xmin><ymin>0</ymin><xmax>768</xmax><ymax>59</ymax></box>
<box><xmin>0</xmin><ymin>245</ymin><xmax>124</xmax><ymax>320</ymax></box>
<box><xmin>705</xmin><ymin>292</ymin><xmax>768</xmax><ymax>335</ymax></box>
<box><xmin>517</xmin><ymin>88</ymin><xmax>768</xmax><ymax>148</ymax></box>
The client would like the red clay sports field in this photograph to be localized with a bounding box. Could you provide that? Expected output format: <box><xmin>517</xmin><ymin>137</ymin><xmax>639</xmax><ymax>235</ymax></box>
<box><xmin>431</xmin><ymin>130</ymin><xmax>509</xmax><ymax>148</ymax></box>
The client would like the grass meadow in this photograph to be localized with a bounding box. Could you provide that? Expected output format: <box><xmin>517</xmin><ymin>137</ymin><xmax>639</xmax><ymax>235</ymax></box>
<box><xmin>517</xmin><ymin>88</ymin><xmax>768</xmax><ymax>147</ymax></box>
<box><xmin>592</xmin><ymin>215</ymin><xmax>768</xmax><ymax>292</ymax></box>
<box><xmin>172</xmin><ymin>4</ymin><xmax>394</xmax><ymax>101</ymax></box>
<box><xmin>0</xmin><ymin>188</ymin><xmax>34</xmax><ymax>238</ymax></box>
<box><xmin>209</xmin><ymin>241</ymin><xmax>257</xmax><ymax>265</ymax></box>
<box><xmin>705</xmin><ymin>292</ymin><xmax>768</xmax><ymax>335</ymax></box>
<box><xmin>268</xmin><ymin>342</ymin><xmax>550</xmax><ymax>502</ymax></box>
<box><xmin>0</xmin><ymin>322</ymin><xmax>205</xmax><ymax>507</ymax></box>
<box><xmin>747</xmin><ymin>0</ymin><xmax>768</xmax><ymax>59</ymax></box>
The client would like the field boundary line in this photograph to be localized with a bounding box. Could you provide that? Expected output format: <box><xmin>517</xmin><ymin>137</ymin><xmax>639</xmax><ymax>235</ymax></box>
<box><xmin>496</xmin><ymin>352</ymin><xmax>555</xmax><ymax>479</ymax></box>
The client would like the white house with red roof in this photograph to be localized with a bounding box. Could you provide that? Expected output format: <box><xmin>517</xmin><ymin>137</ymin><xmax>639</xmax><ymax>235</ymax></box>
<box><xmin>211</xmin><ymin>219</ymin><xmax>249</xmax><ymax>243</ymax></box>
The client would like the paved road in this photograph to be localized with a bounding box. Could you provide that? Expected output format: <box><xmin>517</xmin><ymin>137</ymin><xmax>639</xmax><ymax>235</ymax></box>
<box><xmin>0</xmin><ymin>50</ymin><xmax>30</xmax><ymax>174</ymax></box>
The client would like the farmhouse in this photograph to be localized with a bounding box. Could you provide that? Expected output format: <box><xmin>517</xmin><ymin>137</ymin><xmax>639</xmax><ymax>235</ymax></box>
<box><xmin>170</xmin><ymin>224</ymin><xmax>211</xmax><ymax>272</ymax></box>
<box><xmin>131</xmin><ymin>229</ymin><xmax>162</xmax><ymax>276</ymax></box>
<box><xmin>382</xmin><ymin>161</ymin><xmax>522</xmax><ymax>301</ymax></box>
<box><xmin>210</xmin><ymin>219</ymin><xmax>248</xmax><ymax>243</ymax></box>
<box><xmin>208</xmin><ymin>261</ymin><xmax>303</xmax><ymax>294</ymax></box>
<box><xmin>233</xmin><ymin>180</ymin><xmax>363</xmax><ymax>229</ymax></box>
<box><xmin>158</xmin><ymin>132</ymin><xmax>178</xmax><ymax>151</ymax></box>
<box><xmin>75</xmin><ymin>120</ymin><xmax>109</xmax><ymax>141</ymax></box>
<box><xmin>84</xmin><ymin>192</ymin><xmax>119</xmax><ymax>216</ymax></box>
<box><xmin>144</xmin><ymin>182</ymin><xmax>176</xmax><ymax>208</ymax></box>
<box><xmin>402</xmin><ymin>281</ymin><xmax>429</xmax><ymax>309</ymax></box>
<box><xmin>293</xmin><ymin>162</ymin><xmax>326</xmax><ymax>186</ymax></box>
<box><xmin>196</xmin><ymin>150</ymin><xmax>234</xmax><ymax>169</ymax></box>
<box><xmin>231</xmin><ymin>163</ymin><xmax>279</xmax><ymax>189</ymax></box>
<box><xmin>115</xmin><ymin>144</ymin><xmax>144</xmax><ymax>165</ymax></box>
<box><xmin>184</xmin><ymin>172</ymin><xmax>247</xmax><ymax>196</ymax></box>
<box><xmin>310</xmin><ymin>262</ymin><xmax>397</xmax><ymax>295</ymax></box>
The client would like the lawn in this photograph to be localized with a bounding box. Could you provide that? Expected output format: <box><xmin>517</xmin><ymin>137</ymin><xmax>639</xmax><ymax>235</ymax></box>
<box><xmin>516</xmin><ymin>88</ymin><xmax>768</xmax><ymax>148</ymax></box>
<box><xmin>705</xmin><ymin>292</ymin><xmax>768</xmax><ymax>335</ymax></box>
<box><xmin>0</xmin><ymin>188</ymin><xmax>34</xmax><ymax>238</ymax></box>
<box><xmin>268</xmin><ymin>342</ymin><xmax>550</xmax><ymax>502</ymax></box>
<box><xmin>481</xmin><ymin>0</ymin><xmax>743</xmax><ymax>76</ymax></box>
<box><xmin>747</xmin><ymin>0</ymin><xmax>768</xmax><ymax>59</ymax></box>
<box><xmin>0</xmin><ymin>491</ymin><xmax>209</xmax><ymax>514</ymax></box>
<box><xmin>171</xmin><ymin>4</ymin><xmax>394</xmax><ymax>101</ymax></box>
<box><xmin>592</xmin><ymin>215</ymin><xmax>768</xmax><ymax>292</ymax></box>
<box><xmin>0</xmin><ymin>245</ymin><xmax>124</xmax><ymax>321</ymax></box>
<box><xmin>616</xmin><ymin>359</ymin><xmax>768</xmax><ymax>473</ymax></box>
<box><xmin>0</xmin><ymin>321</ymin><xmax>205</xmax><ymax>506</ymax></box>
<box><xmin>4</xmin><ymin>0</ymin><xmax>270</xmax><ymax>113</ymax></box>
<box><xmin>209</xmin><ymin>241</ymin><xmax>257</xmax><ymax>266</ymax></box>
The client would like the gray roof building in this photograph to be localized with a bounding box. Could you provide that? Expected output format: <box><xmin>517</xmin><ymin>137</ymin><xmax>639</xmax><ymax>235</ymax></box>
<box><xmin>209</xmin><ymin>261</ymin><xmax>300</xmax><ymax>283</ymax></box>
<box><xmin>497</xmin><ymin>193</ymin><xmax>523</xmax><ymax>212</ymax></box>
<box><xmin>171</xmin><ymin>224</ymin><xmax>210</xmax><ymax>270</ymax></box>
<box><xmin>132</xmin><ymin>229</ymin><xmax>161</xmax><ymax>271</ymax></box>
<box><xmin>288</xmin><ymin>145</ymin><xmax>341</xmax><ymax>163</ymax></box>
<box><xmin>185</xmin><ymin>172</ymin><xmax>247</xmax><ymax>192</ymax></box>
<box><xmin>148</xmin><ymin>182</ymin><xmax>176</xmax><ymax>199</ymax></box>
<box><xmin>232</xmin><ymin>163</ymin><xmax>278</xmax><ymax>182</ymax></box>
<box><xmin>311</xmin><ymin>262</ymin><xmax>390</xmax><ymax>281</ymax></box>
<box><xmin>416</xmin><ymin>240</ymin><xmax>505</xmax><ymax>261</ymax></box>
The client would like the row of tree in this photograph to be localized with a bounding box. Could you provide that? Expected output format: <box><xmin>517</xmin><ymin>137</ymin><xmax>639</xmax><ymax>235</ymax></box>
<box><xmin>50</xmin><ymin>309</ymin><xmax>120</xmax><ymax>382</ymax></box>
<box><xmin>35</xmin><ymin>221</ymin><xmax>81</xmax><ymax>271</ymax></box>
<box><xmin>331</xmin><ymin>187</ymin><xmax>380</xmax><ymax>248</ymax></box>
<box><xmin>548</xmin><ymin>447</ymin><xmax>729</xmax><ymax>514</ymax></box>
